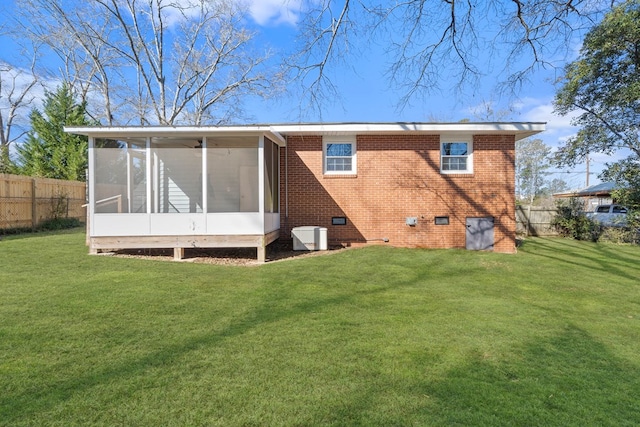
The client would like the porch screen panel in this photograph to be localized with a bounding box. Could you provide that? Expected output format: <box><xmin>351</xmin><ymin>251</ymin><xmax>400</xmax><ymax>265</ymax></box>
<box><xmin>207</xmin><ymin>145</ymin><xmax>258</xmax><ymax>213</ymax></box>
<box><xmin>154</xmin><ymin>147</ymin><xmax>203</xmax><ymax>213</ymax></box>
<box><xmin>94</xmin><ymin>140</ymin><xmax>146</xmax><ymax>213</ymax></box>
<box><xmin>264</xmin><ymin>138</ymin><xmax>279</xmax><ymax>213</ymax></box>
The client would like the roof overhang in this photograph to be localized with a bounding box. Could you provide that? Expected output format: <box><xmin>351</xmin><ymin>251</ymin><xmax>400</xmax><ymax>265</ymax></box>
<box><xmin>65</xmin><ymin>121</ymin><xmax>546</xmax><ymax>145</ymax></box>
<box><xmin>64</xmin><ymin>125</ymin><xmax>287</xmax><ymax>146</ymax></box>
<box><xmin>271</xmin><ymin>122</ymin><xmax>546</xmax><ymax>141</ymax></box>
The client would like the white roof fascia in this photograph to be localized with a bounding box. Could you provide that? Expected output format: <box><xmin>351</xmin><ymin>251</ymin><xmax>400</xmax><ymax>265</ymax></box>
<box><xmin>65</xmin><ymin>122</ymin><xmax>545</xmax><ymax>143</ymax></box>
<box><xmin>271</xmin><ymin>122</ymin><xmax>546</xmax><ymax>141</ymax></box>
<box><xmin>64</xmin><ymin>125</ymin><xmax>287</xmax><ymax>146</ymax></box>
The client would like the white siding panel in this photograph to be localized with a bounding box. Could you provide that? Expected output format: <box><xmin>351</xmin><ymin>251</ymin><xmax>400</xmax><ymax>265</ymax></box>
<box><xmin>150</xmin><ymin>214</ymin><xmax>206</xmax><ymax>235</ymax></box>
<box><xmin>265</xmin><ymin>213</ymin><xmax>280</xmax><ymax>233</ymax></box>
<box><xmin>206</xmin><ymin>213</ymin><xmax>263</xmax><ymax>235</ymax></box>
<box><xmin>92</xmin><ymin>213</ymin><xmax>273</xmax><ymax>237</ymax></box>
<box><xmin>93</xmin><ymin>214</ymin><xmax>150</xmax><ymax>236</ymax></box>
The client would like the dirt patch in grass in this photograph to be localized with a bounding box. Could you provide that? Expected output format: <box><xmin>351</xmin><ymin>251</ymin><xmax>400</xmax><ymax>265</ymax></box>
<box><xmin>106</xmin><ymin>241</ymin><xmax>349</xmax><ymax>265</ymax></box>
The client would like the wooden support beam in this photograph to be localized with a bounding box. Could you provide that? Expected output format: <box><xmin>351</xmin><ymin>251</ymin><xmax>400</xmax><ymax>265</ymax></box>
<box><xmin>88</xmin><ymin>232</ymin><xmax>281</xmax><ymax>263</ymax></box>
<box><xmin>91</xmin><ymin>234</ymin><xmax>269</xmax><ymax>249</ymax></box>
<box><xmin>257</xmin><ymin>246</ymin><xmax>266</xmax><ymax>263</ymax></box>
<box><xmin>264</xmin><ymin>229</ymin><xmax>280</xmax><ymax>246</ymax></box>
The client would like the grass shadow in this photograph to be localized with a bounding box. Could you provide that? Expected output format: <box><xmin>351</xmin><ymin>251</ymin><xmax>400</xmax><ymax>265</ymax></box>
<box><xmin>0</xmin><ymin>249</ymin><xmax>441</xmax><ymax>424</ymax></box>
<box><xmin>310</xmin><ymin>324</ymin><xmax>640</xmax><ymax>425</ymax></box>
<box><xmin>0</xmin><ymin>226</ymin><xmax>85</xmax><ymax>242</ymax></box>
<box><xmin>3</xmin><ymin>235</ymin><xmax>639</xmax><ymax>425</ymax></box>
<box><xmin>414</xmin><ymin>324</ymin><xmax>640</xmax><ymax>426</ymax></box>
<box><xmin>524</xmin><ymin>237</ymin><xmax>640</xmax><ymax>283</ymax></box>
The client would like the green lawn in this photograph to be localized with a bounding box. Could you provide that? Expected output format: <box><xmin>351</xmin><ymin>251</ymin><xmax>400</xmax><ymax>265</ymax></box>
<box><xmin>1</xmin><ymin>229</ymin><xmax>639</xmax><ymax>426</ymax></box>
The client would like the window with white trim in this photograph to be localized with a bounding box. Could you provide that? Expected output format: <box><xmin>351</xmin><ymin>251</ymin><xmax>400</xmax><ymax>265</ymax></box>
<box><xmin>441</xmin><ymin>138</ymin><xmax>473</xmax><ymax>173</ymax></box>
<box><xmin>323</xmin><ymin>136</ymin><xmax>356</xmax><ymax>175</ymax></box>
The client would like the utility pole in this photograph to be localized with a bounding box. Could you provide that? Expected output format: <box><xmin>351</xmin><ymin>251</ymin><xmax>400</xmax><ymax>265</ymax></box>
<box><xmin>586</xmin><ymin>154</ymin><xmax>590</xmax><ymax>187</ymax></box>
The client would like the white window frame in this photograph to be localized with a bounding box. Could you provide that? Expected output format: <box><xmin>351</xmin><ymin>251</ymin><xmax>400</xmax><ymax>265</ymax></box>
<box><xmin>323</xmin><ymin>136</ymin><xmax>357</xmax><ymax>175</ymax></box>
<box><xmin>440</xmin><ymin>136</ymin><xmax>473</xmax><ymax>174</ymax></box>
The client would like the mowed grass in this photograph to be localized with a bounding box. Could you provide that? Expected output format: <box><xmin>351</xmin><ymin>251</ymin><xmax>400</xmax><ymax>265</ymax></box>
<box><xmin>1</xmin><ymin>229</ymin><xmax>639</xmax><ymax>426</ymax></box>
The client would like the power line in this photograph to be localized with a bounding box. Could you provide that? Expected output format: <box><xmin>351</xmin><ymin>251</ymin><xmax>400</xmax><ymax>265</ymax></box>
<box><xmin>546</xmin><ymin>171</ymin><xmax>595</xmax><ymax>174</ymax></box>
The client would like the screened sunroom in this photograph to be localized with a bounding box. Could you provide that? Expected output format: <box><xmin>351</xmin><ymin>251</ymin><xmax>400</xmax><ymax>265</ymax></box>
<box><xmin>65</xmin><ymin>126</ymin><xmax>283</xmax><ymax>262</ymax></box>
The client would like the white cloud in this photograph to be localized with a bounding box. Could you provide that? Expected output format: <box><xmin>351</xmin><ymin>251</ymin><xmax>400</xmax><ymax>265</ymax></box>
<box><xmin>155</xmin><ymin>0</ymin><xmax>206</xmax><ymax>27</ymax></box>
<box><xmin>156</xmin><ymin>0</ymin><xmax>306</xmax><ymax>28</ymax></box>
<box><xmin>1</xmin><ymin>63</ymin><xmax>69</xmax><ymax>153</ymax></box>
<box><xmin>245</xmin><ymin>0</ymin><xmax>305</xmax><ymax>26</ymax></box>
<box><xmin>0</xmin><ymin>63</ymin><xmax>48</xmax><ymax>112</ymax></box>
<box><xmin>513</xmin><ymin>96</ymin><xmax>627</xmax><ymax>186</ymax></box>
<box><xmin>514</xmin><ymin>97</ymin><xmax>580</xmax><ymax>147</ymax></box>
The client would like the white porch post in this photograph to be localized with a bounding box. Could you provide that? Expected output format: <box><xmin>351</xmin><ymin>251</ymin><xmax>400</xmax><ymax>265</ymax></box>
<box><xmin>202</xmin><ymin>137</ymin><xmax>208</xmax><ymax>216</ymax></box>
<box><xmin>126</xmin><ymin>142</ymin><xmax>132</xmax><ymax>213</ymax></box>
<box><xmin>258</xmin><ymin>136</ymin><xmax>265</xmax><ymax>219</ymax></box>
<box><xmin>87</xmin><ymin>136</ymin><xmax>96</xmax><ymax>253</ymax></box>
<box><xmin>146</xmin><ymin>137</ymin><xmax>152</xmax><ymax>215</ymax></box>
<box><xmin>257</xmin><ymin>135</ymin><xmax>266</xmax><ymax>262</ymax></box>
<box><xmin>153</xmin><ymin>149</ymin><xmax>159</xmax><ymax>213</ymax></box>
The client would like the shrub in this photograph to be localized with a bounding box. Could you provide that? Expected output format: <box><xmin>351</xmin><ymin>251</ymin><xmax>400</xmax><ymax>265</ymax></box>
<box><xmin>36</xmin><ymin>192</ymin><xmax>82</xmax><ymax>231</ymax></box>
<box><xmin>552</xmin><ymin>198</ymin><xmax>603</xmax><ymax>242</ymax></box>
<box><xmin>38</xmin><ymin>217</ymin><xmax>82</xmax><ymax>231</ymax></box>
<box><xmin>599</xmin><ymin>211</ymin><xmax>640</xmax><ymax>245</ymax></box>
<box><xmin>50</xmin><ymin>193</ymin><xmax>70</xmax><ymax>220</ymax></box>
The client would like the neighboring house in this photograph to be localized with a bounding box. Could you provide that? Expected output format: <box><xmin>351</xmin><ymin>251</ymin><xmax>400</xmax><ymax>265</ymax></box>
<box><xmin>553</xmin><ymin>181</ymin><xmax>617</xmax><ymax>211</ymax></box>
<box><xmin>65</xmin><ymin>122</ymin><xmax>545</xmax><ymax>261</ymax></box>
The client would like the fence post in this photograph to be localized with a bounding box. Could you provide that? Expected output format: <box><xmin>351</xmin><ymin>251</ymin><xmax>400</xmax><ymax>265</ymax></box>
<box><xmin>31</xmin><ymin>178</ymin><xmax>37</xmax><ymax>229</ymax></box>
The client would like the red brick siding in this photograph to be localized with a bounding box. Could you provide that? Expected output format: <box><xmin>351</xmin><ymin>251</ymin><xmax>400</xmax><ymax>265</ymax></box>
<box><xmin>279</xmin><ymin>134</ymin><xmax>517</xmax><ymax>253</ymax></box>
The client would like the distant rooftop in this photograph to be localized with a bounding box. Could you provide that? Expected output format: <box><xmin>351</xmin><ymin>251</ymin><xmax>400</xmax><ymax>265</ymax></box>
<box><xmin>554</xmin><ymin>182</ymin><xmax>617</xmax><ymax>198</ymax></box>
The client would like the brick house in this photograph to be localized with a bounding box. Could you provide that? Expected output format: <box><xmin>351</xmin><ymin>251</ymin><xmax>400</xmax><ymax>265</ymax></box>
<box><xmin>66</xmin><ymin>122</ymin><xmax>545</xmax><ymax>260</ymax></box>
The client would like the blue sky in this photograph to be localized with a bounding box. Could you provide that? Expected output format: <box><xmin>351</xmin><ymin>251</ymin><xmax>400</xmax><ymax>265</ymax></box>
<box><xmin>0</xmin><ymin>0</ymin><xmax>617</xmax><ymax>188</ymax></box>
<box><xmin>244</xmin><ymin>0</ymin><xmax>604</xmax><ymax>189</ymax></box>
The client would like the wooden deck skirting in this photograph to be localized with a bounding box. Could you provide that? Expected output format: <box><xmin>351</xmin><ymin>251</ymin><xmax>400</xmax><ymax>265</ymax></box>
<box><xmin>89</xmin><ymin>230</ymin><xmax>280</xmax><ymax>263</ymax></box>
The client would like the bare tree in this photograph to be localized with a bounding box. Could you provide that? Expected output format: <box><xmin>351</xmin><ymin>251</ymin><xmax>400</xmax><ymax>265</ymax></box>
<box><xmin>290</xmin><ymin>0</ymin><xmax>609</xmax><ymax>113</ymax></box>
<box><xmin>0</xmin><ymin>58</ymin><xmax>39</xmax><ymax>173</ymax></box>
<box><xmin>17</xmin><ymin>0</ymin><xmax>277</xmax><ymax>126</ymax></box>
<box><xmin>287</xmin><ymin>0</ymin><xmax>355</xmax><ymax>117</ymax></box>
<box><xmin>469</xmin><ymin>99</ymin><xmax>514</xmax><ymax>122</ymax></box>
<box><xmin>14</xmin><ymin>2</ymin><xmax>119</xmax><ymax>125</ymax></box>
<box><xmin>516</xmin><ymin>138</ymin><xmax>552</xmax><ymax>203</ymax></box>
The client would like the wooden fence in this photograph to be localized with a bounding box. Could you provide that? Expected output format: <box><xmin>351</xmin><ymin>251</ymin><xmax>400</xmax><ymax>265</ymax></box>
<box><xmin>516</xmin><ymin>205</ymin><xmax>558</xmax><ymax>236</ymax></box>
<box><xmin>0</xmin><ymin>174</ymin><xmax>86</xmax><ymax>231</ymax></box>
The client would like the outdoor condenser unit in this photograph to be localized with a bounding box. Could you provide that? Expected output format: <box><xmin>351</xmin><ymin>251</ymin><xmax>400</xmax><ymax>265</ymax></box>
<box><xmin>291</xmin><ymin>226</ymin><xmax>328</xmax><ymax>251</ymax></box>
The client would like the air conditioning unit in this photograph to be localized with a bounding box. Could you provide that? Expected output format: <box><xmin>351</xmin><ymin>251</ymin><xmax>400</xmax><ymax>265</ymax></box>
<box><xmin>291</xmin><ymin>226</ymin><xmax>328</xmax><ymax>251</ymax></box>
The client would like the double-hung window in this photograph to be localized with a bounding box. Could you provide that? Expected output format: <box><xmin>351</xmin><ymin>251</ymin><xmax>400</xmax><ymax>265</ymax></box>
<box><xmin>323</xmin><ymin>136</ymin><xmax>356</xmax><ymax>175</ymax></box>
<box><xmin>441</xmin><ymin>137</ymin><xmax>473</xmax><ymax>174</ymax></box>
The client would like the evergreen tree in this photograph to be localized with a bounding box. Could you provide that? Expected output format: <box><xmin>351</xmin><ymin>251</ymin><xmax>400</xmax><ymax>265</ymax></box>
<box><xmin>16</xmin><ymin>83</ymin><xmax>92</xmax><ymax>181</ymax></box>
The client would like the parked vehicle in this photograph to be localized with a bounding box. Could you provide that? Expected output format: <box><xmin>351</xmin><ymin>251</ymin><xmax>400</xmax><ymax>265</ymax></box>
<box><xmin>586</xmin><ymin>204</ymin><xmax>629</xmax><ymax>227</ymax></box>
